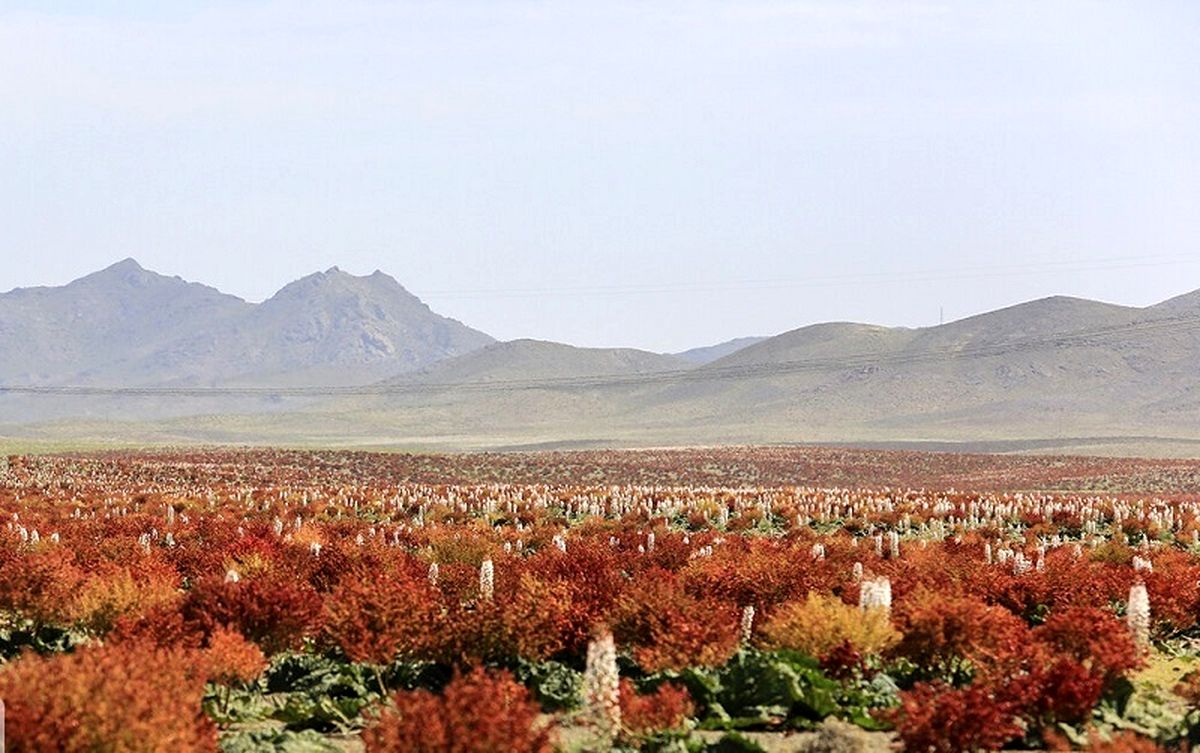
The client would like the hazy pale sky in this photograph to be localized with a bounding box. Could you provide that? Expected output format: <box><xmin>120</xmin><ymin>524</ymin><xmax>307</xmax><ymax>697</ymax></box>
<box><xmin>2</xmin><ymin>1</ymin><xmax>1198</xmax><ymax>352</ymax></box>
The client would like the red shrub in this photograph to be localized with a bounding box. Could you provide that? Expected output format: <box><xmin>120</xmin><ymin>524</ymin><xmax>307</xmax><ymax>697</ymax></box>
<box><xmin>499</xmin><ymin>572</ymin><xmax>579</xmax><ymax>660</ymax></box>
<box><xmin>1174</xmin><ymin>668</ymin><xmax>1200</xmax><ymax>709</ymax></box>
<box><xmin>110</xmin><ymin>603</ymin><xmax>204</xmax><ymax>650</ymax></box>
<box><xmin>67</xmin><ymin>560</ymin><xmax>181</xmax><ymax>633</ymax></box>
<box><xmin>682</xmin><ymin>539</ymin><xmax>820</xmax><ymax>608</ymax></box>
<box><xmin>0</xmin><ymin>641</ymin><xmax>217</xmax><ymax>752</ymax></box>
<box><xmin>890</xmin><ymin>680</ymin><xmax>1024</xmax><ymax>753</ymax></box>
<box><xmin>1024</xmin><ymin>657</ymin><xmax>1105</xmax><ymax>724</ymax></box>
<box><xmin>619</xmin><ymin>679</ymin><xmax>695</xmax><ymax>736</ymax></box>
<box><xmin>891</xmin><ymin>590</ymin><xmax>1030</xmax><ymax>679</ymax></box>
<box><xmin>820</xmin><ymin>640</ymin><xmax>868</xmax><ymax>680</ymax></box>
<box><xmin>1069</xmin><ymin>731</ymin><xmax>1165</xmax><ymax>752</ymax></box>
<box><xmin>523</xmin><ymin>542</ymin><xmax>624</xmax><ymax>652</ymax></box>
<box><xmin>202</xmin><ymin>626</ymin><xmax>267</xmax><ymax>685</ymax></box>
<box><xmin>324</xmin><ymin>570</ymin><xmax>442</xmax><ymax>664</ymax></box>
<box><xmin>361</xmin><ymin>667</ymin><xmax>554</xmax><ymax>753</ymax></box>
<box><xmin>1143</xmin><ymin>551</ymin><xmax>1200</xmax><ymax>636</ymax></box>
<box><xmin>180</xmin><ymin>574</ymin><xmax>323</xmax><ymax>655</ymax></box>
<box><xmin>1033</xmin><ymin>606</ymin><xmax>1142</xmax><ymax>687</ymax></box>
<box><xmin>613</xmin><ymin>568</ymin><xmax>740</xmax><ymax>672</ymax></box>
<box><xmin>0</xmin><ymin>548</ymin><xmax>85</xmax><ymax>625</ymax></box>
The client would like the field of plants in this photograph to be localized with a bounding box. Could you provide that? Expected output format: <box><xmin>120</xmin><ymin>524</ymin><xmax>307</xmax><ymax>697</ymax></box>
<box><xmin>1</xmin><ymin>446</ymin><xmax>1200</xmax><ymax>752</ymax></box>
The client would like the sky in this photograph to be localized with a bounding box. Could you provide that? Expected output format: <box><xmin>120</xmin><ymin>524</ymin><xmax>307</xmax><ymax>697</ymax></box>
<box><xmin>2</xmin><ymin>1</ymin><xmax>1199</xmax><ymax>352</ymax></box>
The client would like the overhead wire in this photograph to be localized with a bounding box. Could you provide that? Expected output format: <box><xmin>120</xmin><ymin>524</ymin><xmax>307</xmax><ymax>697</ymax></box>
<box><xmin>413</xmin><ymin>254</ymin><xmax>1200</xmax><ymax>299</ymax></box>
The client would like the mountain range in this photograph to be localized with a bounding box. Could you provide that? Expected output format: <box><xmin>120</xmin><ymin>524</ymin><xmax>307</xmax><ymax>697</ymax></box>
<box><xmin>0</xmin><ymin>259</ymin><xmax>492</xmax><ymax>387</ymax></box>
<box><xmin>2</xmin><ymin>260</ymin><xmax>1200</xmax><ymax>455</ymax></box>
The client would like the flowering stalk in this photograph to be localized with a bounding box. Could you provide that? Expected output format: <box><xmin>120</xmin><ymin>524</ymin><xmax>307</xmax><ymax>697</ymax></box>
<box><xmin>583</xmin><ymin>628</ymin><xmax>621</xmax><ymax>742</ymax></box>
<box><xmin>479</xmin><ymin>558</ymin><xmax>494</xmax><ymax>602</ymax></box>
<box><xmin>859</xmin><ymin>576</ymin><xmax>892</xmax><ymax>615</ymax></box>
<box><xmin>740</xmin><ymin>605</ymin><xmax>755</xmax><ymax>644</ymax></box>
<box><xmin>1127</xmin><ymin>582</ymin><xmax>1150</xmax><ymax>647</ymax></box>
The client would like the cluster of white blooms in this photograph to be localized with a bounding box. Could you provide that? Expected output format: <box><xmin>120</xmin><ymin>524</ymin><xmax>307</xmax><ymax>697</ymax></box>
<box><xmin>859</xmin><ymin>576</ymin><xmax>892</xmax><ymax>614</ymax></box>
<box><xmin>852</xmin><ymin>561</ymin><xmax>864</xmax><ymax>581</ymax></box>
<box><xmin>1127</xmin><ymin>583</ymin><xmax>1151</xmax><ymax>646</ymax></box>
<box><xmin>225</xmin><ymin>568</ymin><xmax>241</xmax><ymax>583</ymax></box>
<box><xmin>583</xmin><ymin>629</ymin><xmax>621</xmax><ymax>742</ymax></box>
<box><xmin>479</xmin><ymin>558</ymin><xmax>494</xmax><ymax>602</ymax></box>
<box><xmin>740</xmin><ymin>605</ymin><xmax>756</xmax><ymax>644</ymax></box>
<box><xmin>1132</xmin><ymin>555</ymin><xmax>1154</xmax><ymax>573</ymax></box>
<box><xmin>309</xmin><ymin>541</ymin><xmax>321</xmax><ymax>557</ymax></box>
<box><xmin>428</xmin><ymin>562</ymin><xmax>439</xmax><ymax>587</ymax></box>
<box><xmin>811</xmin><ymin>543</ymin><xmax>826</xmax><ymax>561</ymax></box>
<box><xmin>1012</xmin><ymin>551</ymin><xmax>1032</xmax><ymax>575</ymax></box>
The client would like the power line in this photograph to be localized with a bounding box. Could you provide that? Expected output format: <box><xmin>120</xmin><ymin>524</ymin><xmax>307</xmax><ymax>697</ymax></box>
<box><xmin>3</xmin><ymin>310</ymin><xmax>1199</xmax><ymax>399</ymax></box>
<box><xmin>413</xmin><ymin>255</ymin><xmax>1200</xmax><ymax>300</ymax></box>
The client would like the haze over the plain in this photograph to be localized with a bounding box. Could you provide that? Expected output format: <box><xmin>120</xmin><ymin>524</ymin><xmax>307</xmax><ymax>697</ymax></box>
<box><xmin>3</xmin><ymin>1</ymin><xmax>1199</xmax><ymax>352</ymax></box>
<box><xmin>1</xmin><ymin>260</ymin><xmax>1199</xmax><ymax>457</ymax></box>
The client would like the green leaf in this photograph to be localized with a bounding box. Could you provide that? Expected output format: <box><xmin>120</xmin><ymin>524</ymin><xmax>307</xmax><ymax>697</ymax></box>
<box><xmin>219</xmin><ymin>728</ymin><xmax>341</xmax><ymax>753</ymax></box>
<box><xmin>0</xmin><ymin>620</ymin><xmax>88</xmax><ymax>659</ymax></box>
<box><xmin>702</xmin><ymin>732</ymin><xmax>768</xmax><ymax>753</ymax></box>
<box><xmin>381</xmin><ymin>659</ymin><xmax>451</xmax><ymax>693</ymax></box>
<box><xmin>715</xmin><ymin>650</ymin><xmax>805</xmax><ymax>726</ymax></box>
<box><xmin>202</xmin><ymin>685</ymin><xmax>277</xmax><ymax>725</ymax></box>
<box><xmin>265</xmin><ymin>653</ymin><xmax>343</xmax><ymax>694</ymax></box>
<box><xmin>512</xmin><ymin>658</ymin><xmax>583</xmax><ymax>711</ymax></box>
<box><xmin>273</xmin><ymin>693</ymin><xmax>373</xmax><ymax>733</ymax></box>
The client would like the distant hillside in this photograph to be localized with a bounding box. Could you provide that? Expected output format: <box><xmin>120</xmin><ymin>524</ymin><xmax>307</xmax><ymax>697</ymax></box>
<box><xmin>650</xmin><ymin>294</ymin><xmax>1200</xmax><ymax>441</ymax></box>
<box><xmin>3</xmin><ymin>262</ymin><xmax>1200</xmax><ymax>456</ymax></box>
<box><xmin>674</xmin><ymin>336</ymin><xmax>768</xmax><ymax>364</ymax></box>
<box><xmin>164</xmin><ymin>266</ymin><xmax>495</xmax><ymax>386</ymax></box>
<box><xmin>396</xmin><ymin>339</ymin><xmax>691</xmax><ymax>386</ymax></box>
<box><xmin>319</xmin><ymin>290</ymin><xmax>1200</xmax><ymax>451</ymax></box>
<box><xmin>0</xmin><ymin>260</ymin><xmax>493</xmax><ymax>389</ymax></box>
<box><xmin>0</xmin><ymin>259</ymin><xmax>250</xmax><ymax>386</ymax></box>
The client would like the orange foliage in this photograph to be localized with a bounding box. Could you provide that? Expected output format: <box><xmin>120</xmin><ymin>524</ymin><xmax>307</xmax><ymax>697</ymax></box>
<box><xmin>619</xmin><ymin>679</ymin><xmax>695</xmax><ymax>736</ymax></box>
<box><xmin>361</xmin><ymin>667</ymin><xmax>554</xmax><ymax>753</ymax></box>
<box><xmin>613</xmin><ymin>568</ymin><xmax>740</xmax><ymax>672</ymax></box>
<box><xmin>202</xmin><ymin>626</ymin><xmax>267</xmax><ymax>685</ymax></box>
<box><xmin>0</xmin><ymin>641</ymin><xmax>217</xmax><ymax>752</ymax></box>
<box><xmin>891</xmin><ymin>589</ymin><xmax>1030</xmax><ymax>677</ymax></box>
<box><xmin>324</xmin><ymin>570</ymin><xmax>442</xmax><ymax>664</ymax></box>
<box><xmin>761</xmin><ymin>592</ymin><xmax>899</xmax><ymax>658</ymax></box>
